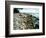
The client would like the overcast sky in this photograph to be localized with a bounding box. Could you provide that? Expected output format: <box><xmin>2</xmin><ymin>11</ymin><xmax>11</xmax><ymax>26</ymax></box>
<box><xmin>18</xmin><ymin>8</ymin><xmax>39</xmax><ymax>14</ymax></box>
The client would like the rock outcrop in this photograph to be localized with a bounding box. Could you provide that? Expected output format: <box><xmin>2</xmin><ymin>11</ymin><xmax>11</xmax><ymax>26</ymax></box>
<box><xmin>13</xmin><ymin>13</ymin><xmax>39</xmax><ymax>30</ymax></box>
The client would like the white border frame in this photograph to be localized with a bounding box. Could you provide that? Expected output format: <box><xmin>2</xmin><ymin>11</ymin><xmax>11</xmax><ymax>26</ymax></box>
<box><xmin>10</xmin><ymin>5</ymin><xmax>43</xmax><ymax>35</ymax></box>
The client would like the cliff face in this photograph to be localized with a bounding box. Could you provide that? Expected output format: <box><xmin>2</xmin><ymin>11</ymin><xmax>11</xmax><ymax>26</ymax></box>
<box><xmin>13</xmin><ymin>13</ymin><xmax>39</xmax><ymax>30</ymax></box>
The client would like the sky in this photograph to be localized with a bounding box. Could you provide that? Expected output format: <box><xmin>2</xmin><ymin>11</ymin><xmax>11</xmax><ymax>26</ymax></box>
<box><xmin>18</xmin><ymin>8</ymin><xmax>39</xmax><ymax>14</ymax></box>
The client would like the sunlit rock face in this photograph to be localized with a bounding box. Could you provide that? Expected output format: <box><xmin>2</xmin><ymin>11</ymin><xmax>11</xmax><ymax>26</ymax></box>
<box><xmin>13</xmin><ymin>13</ymin><xmax>39</xmax><ymax>30</ymax></box>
